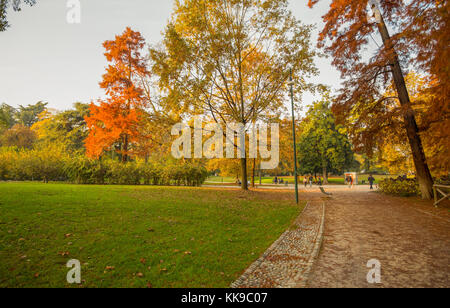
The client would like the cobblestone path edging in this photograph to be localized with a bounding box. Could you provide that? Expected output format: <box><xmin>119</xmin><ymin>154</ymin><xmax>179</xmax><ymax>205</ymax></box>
<box><xmin>231</xmin><ymin>201</ymin><xmax>326</xmax><ymax>288</ymax></box>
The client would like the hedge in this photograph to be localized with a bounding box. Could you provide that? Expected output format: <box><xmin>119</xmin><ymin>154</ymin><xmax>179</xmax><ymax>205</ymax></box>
<box><xmin>0</xmin><ymin>147</ymin><xmax>208</xmax><ymax>186</ymax></box>
<box><xmin>378</xmin><ymin>178</ymin><xmax>420</xmax><ymax>197</ymax></box>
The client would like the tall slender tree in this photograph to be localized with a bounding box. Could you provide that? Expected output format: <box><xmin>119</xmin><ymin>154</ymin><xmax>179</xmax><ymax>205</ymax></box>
<box><xmin>85</xmin><ymin>28</ymin><xmax>149</xmax><ymax>162</ymax></box>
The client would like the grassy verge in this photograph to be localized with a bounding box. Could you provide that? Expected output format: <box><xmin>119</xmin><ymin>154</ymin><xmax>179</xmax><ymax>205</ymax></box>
<box><xmin>0</xmin><ymin>183</ymin><xmax>301</xmax><ymax>288</ymax></box>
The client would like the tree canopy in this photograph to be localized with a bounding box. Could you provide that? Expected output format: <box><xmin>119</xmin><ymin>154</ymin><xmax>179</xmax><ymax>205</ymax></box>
<box><xmin>85</xmin><ymin>28</ymin><xmax>150</xmax><ymax>162</ymax></box>
<box><xmin>151</xmin><ymin>0</ymin><xmax>318</xmax><ymax>189</ymax></box>
<box><xmin>308</xmin><ymin>0</ymin><xmax>449</xmax><ymax>199</ymax></box>
<box><xmin>297</xmin><ymin>98</ymin><xmax>354</xmax><ymax>182</ymax></box>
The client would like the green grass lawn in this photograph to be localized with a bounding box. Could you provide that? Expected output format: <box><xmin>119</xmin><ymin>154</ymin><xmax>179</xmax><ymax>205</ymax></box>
<box><xmin>0</xmin><ymin>183</ymin><xmax>302</xmax><ymax>288</ymax></box>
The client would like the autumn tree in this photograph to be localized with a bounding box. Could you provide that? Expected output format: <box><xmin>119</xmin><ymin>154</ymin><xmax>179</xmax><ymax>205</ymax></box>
<box><xmin>308</xmin><ymin>0</ymin><xmax>449</xmax><ymax>199</ymax></box>
<box><xmin>297</xmin><ymin>99</ymin><xmax>354</xmax><ymax>182</ymax></box>
<box><xmin>151</xmin><ymin>0</ymin><xmax>318</xmax><ymax>190</ymax></box>
<box><xmin>0</xmin><ymin>124</ymin><xmax>37</xmax><ymax>149</ymax></box>
<box><xmin>375</xmin><ymin>72</ymin><xmax>450</xmax><ymax>176</ymax></box>
<box><xmin>32</xmin><ymin>103</ymin><xmax>90</xmax><ymax>152</ymax></box>
<box><xmin>0</xmin><ymin>0</ymin><xmax>36</xmax><ymax>31</ymax></box>
<box><xmin>85</xmin><ymin>28</ymin><xmax>149</xmax><ymax>162</ymax></box>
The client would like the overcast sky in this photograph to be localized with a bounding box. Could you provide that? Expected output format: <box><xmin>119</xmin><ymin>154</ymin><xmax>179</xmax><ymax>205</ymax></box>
<box><xmin>0</xmin><ymin>0</ymin><xmax>340</xmax><ymax>112</ymax></box>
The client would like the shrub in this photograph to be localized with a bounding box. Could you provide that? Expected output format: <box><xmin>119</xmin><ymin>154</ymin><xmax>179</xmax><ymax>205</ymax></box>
<box><xmin>0</xmin><ymin>146</ymin><xmax>208</xmax><ymax>187</ymax></box>
<box><xmin>435</xmin><ymin>176</ymin><xmax>450</xmax><ymax>186</ymax></box>
<box><xmin>105</xmin><ymin>160</ymin><xmax>141</xmax><ymax>185</ymax></box>
<box><xmin>0</xmin><ymin>146</ymin><xmax>67</xmax><ymax>182</ymax></box>
<box><xmin>65</xmin><ymin>156</ymin><xmax>108</xmax><ymax>184</ymax></box>
<box><xmin>379</xmin><ymin>178</ymin><xmax>420</xmax><ymax>197</ymax></box>
<box><xmin>140</xmin><ymin>162</ymin><xmax>162</xmax><ymax>185</ymax></box>
<box><xmin>28</xmin><ymin>146</ymin><xmax>67</xmax><ymax>182</ymax></box>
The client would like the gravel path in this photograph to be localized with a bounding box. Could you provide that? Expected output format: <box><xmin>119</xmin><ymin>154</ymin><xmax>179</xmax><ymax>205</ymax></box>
<box><xmin>231</xmin><ymin>185</ymin><xmax>449</xmax><ymax>288</ymax></box>
<box><xmin>307</xmin><ymin>189</ymin><xmax>450</xmax><ymax>288</ymax></box>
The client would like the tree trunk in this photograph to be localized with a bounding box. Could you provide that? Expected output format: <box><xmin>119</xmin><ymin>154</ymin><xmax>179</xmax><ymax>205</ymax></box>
<box><xmin>376</xmin><ymin>16</ymin><xmax>434</xmax><ymax>200</ymax></box>
<box><xmin>122</xmin><ymin>135</ymin><xmax>129</xmax><ymax>163</ymax></box>
<box><xmin>252</xmin><ymin>158</ymin><xmax>256</xmax><ymax>188</ymax></box>
<box><xmin>323</xmin><ymin>165</ymin><xmax>329</xmax><ymax>185</ymax></box>
<box><xmin>241</xmin><ymin>158</ymin><xmax>248</xmax><ymax>190</ymax></box>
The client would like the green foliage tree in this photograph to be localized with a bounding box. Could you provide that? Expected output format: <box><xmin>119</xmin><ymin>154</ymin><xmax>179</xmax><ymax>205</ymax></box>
<box><xmin>15</xmin><ymin>101</ymin><xmax>47</xmax><ymax>127</ymax></box>
<box><xmin>0</xmin><ymin>103</ymin><xmax>16</xmax><ymax>130</ymax></box>
<box><xmin>298</xmin><ymin>99</ymin><xmax>354</xmax><ymax>183</ymax></box>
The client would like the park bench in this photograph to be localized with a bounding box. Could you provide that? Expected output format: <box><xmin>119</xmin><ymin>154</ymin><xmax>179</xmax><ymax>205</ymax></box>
<box><xmin>319</xmin><ymin>186</ymin><xmax>333</xmax><ymax>196</ymax></box>
<box><xmin>433</xmin><ymin>184</ymin><xmax>450</xmax><ymax>207</ymax></box>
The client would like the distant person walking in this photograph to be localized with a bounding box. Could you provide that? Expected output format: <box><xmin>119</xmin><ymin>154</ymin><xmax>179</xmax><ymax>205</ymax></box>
<box><xmin>309</xmin><ymin>175</ymin><xmax>314</xmax><ymax>188</ymax></box>
<box><xmin>304</xmin><ymin>176</ymin><xmax>308</xmax><ymax>188</ymax></box>
<box><xmin>368</xmin><ymin>175</ymin><xmax>375</xmax><ymax>190</ymax></box>
<box><xmin>346</xmin><ymin>175</ymin><xmax>354</xmax><ymax>189</ymax></box>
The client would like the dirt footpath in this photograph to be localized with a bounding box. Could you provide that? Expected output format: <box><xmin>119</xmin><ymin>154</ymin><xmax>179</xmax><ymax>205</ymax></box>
<box><xmin>302</xmin><ymin>187</ymin><xmax>450</xmax><ymax>288</ymax></box>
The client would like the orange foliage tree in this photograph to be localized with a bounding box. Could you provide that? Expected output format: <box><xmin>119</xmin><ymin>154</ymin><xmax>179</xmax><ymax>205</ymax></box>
<box><xmin>85</xmin><ymin>28</ymin><xmax>149</xmax><ymax>162</ymax></box>
<box><xmin>308</xmin><ymin>0</ymin><xmax>449</xmax><ymax>199</ymax></box>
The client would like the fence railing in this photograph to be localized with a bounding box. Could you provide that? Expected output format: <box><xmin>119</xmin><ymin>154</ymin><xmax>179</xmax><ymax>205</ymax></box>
<box><xmin>433</xmin><ymin>184</ymin><xmax>450</xmax><ymax>207</ymax></box>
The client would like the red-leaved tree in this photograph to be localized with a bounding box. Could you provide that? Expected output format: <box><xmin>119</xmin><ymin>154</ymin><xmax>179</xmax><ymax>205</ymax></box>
<box><xmin>85</xmin><ymin>28</ymin><xmax>149</xmax><ymax>162</ymax></box>
<box><xmin>308</xmin><ymin>0</ymin><xmax>449</xmax><ymax>199</ymax></box>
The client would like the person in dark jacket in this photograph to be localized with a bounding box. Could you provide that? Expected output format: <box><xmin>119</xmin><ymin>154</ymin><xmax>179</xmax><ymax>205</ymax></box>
<box><xmin>368</xmin><ymin>175</ymin><xmax>375</xmax><ymax>190</ymax></box>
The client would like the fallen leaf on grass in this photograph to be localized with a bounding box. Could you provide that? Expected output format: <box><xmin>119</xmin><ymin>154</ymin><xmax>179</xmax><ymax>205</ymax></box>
<box><xmin>140</xmin><ymin>258</ymin><xmax>146</xmax><ymax>264</ymax></box>
<box><xmin>136</xmin><ymin>272</ymin><xmax>144</xmax><ymax>278</ymax></box>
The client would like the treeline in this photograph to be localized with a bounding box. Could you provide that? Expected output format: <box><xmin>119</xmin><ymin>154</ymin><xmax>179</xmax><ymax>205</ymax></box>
<box><xmin>0</xmin><ymin>146</ymin><xmax>208</xmax><ymax>186</ymax></box>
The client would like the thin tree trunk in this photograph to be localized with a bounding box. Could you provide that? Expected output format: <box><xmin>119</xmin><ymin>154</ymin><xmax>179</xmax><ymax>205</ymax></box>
<box><xmin>252</xmin><ymin>158</ymin><xmax>256</xmax><ymax>188</ymax></box>
<box><xmin>241</xmin><ymin>158</ymin><xmax>248</xmax><ymax>190</ymax></box>
<box><xmin>376</xmin><ymin>16</ymin><xmax>434</xmax><ymax>199</ymax></box>
<box><xmin>122</xmin><ymin>135</ymin><xmax>129</xmax><ymax>163</ymax></box>
<box><xmin>323</xmin><ymin>165</ymin><xmax>329</xmax><ymax>185</ymax></box>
